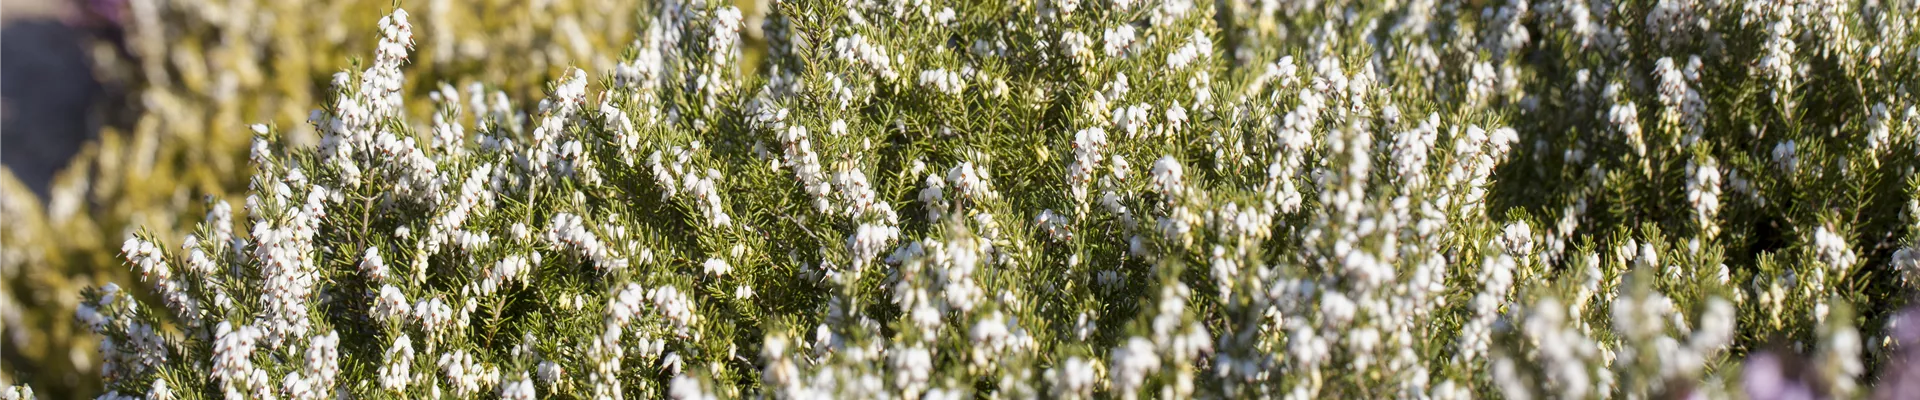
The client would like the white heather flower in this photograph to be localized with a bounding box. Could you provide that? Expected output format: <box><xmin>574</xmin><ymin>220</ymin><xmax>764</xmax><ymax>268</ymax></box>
<box><xmin>212</xmin><ymin>322</ymin><xmax>262</xmax><ymax>396</ymax></box>
<box><xmin>1150</xmin><ymin>156</ymin><xmax>1186</xmax><ymax>203</ymax></box>
<box><xmin>934</xmin><ymin>7</ymin><xmax>956</xmax><ymax>25</ymax></box>
<box><xmin>1035</xmin><ymin>209</ymin><xmax>1073</xmax><ymax>242</ymax></box>
<box><xmin>414</xmin><ymin>296</ymin><xmax>456</xmax><ymax>336</ymax></box>
<box><xmin>1067</xmin><ymin>127</ymin><xmax>1107</xmax><ymax>205</ymax></box>
<box><xmin>890</xmin><ymin>345</ymin><xmax>934</xmax><ymax>397</ymax></box>
<box><xmin>831</xmin><ymin>167</ymin><xmax>894</xmax><ymax>221</ymax></box>
<box><xmin>920</xmin><ymin>173</ymin><xmax>950</xmax><ymax>220</ymax></box>
<box><xmin>1110</xmin><ymin>337</ymin><xmax>1161</xmax><ymax>399</ymax></box>
<box><xmin>1773</xmin><ymin>140</ymin><xmax>1799</xmax><ymax>174</ymax></box>
<box><xmin>302</xmin><ymin>331</ymin><xmax>341</xmax><ymax>399</ymax></box>
<box><xmin>1467</xmin><ymin>61</ymin><xmax>1498</xmax><ymax>106</ymax></box>
<box><xmin>1053</xmin><ymin>0</ymin><xmax>1081</xmax><ymax>15</ymax></box>
<box><xmin>1813</xmin><ymin>225</ymin><xmax>1857</xmax><ymax>276</ymax></box>
<box><xmin>360</xmin><ymin>9</ymin><xmax>415</xmax><ymax>119</ymax></box>
<box><xmin>536</xmin><ymin>361</ymin><xmax>564</xmax><ymax>385</ymax></box>
<box><xmin>1112</xmin><ymin>103</ymin><xmax>1152</xmax><ymax>138</ymax></box>
<box><xmin>1654</xmin><ymin>56</ymin><xmax>1708</xmax><ymax>142</ymax></box>
<box><xmin>1519</xmin><ymin>297</ymin><xmax>1599</xmax><ymax>398</ymax></box>
<box><xmin>969</xmin><ymin>312</ymin><xmax>1012</xmax><ymax>368</ymax></box>
<box><xmin>360</xmin><ymin>246</ymin><xmax>389</xmax><ymax>282</ymax></box>
<box><xmin>123</xmin><ymin>236</ymin><xmax>200</xmax><ymax>328</ymax></box>
<box><xmin>1499</xmin><ymin>221</ymin><xmax>1535</xmax><ymax>257</ymax></box>
<box><xmin>709</xmin><ymin>7</ymin><xmax>744</xmax><ymax>66</ymax></box>
<box><xmin>1756</xmin><ymin>17</ymin><xmax>1799</xmax><ymax>101</ymax></box>
<box><xmin>148</xmin><ymin>377</ymin><xmax>173</xmax><ymax>400</ymax></box>
<box><xmin>835</xmin><ymin>34</ymin><xmax>899</xmax><ymax>81</ymax></box>
<box><xmin>1059</xmin><ymin>31</ymin><xmax>1093</xmax><ymax>63</ymax></box>
<box><xmin>478</xmin><ymin>255</ymin><xmax>532</xmax><ymax>296</ymax></box>
<box><xmin>1164</xmin><ymin>102</ymin><xmax>1188</xmax><ymax>135</ymax></box>
<box><xmin>438</xmin><ymin>350</ymin><xmax>499</xmax><ymax>398</ymax></box>
<box><xmin>703</xmin><ymin>258</ymin><xmax>731</xmax><ymax>277</ymax></box>
<box><xmin>1693</xmin><ymin>297</ymin><xmax>1737</xmax><ymax>354</ymax></box>
<box><xmin>252</xmin><ymin>185</ymin><xmax>330</xmax><ymax>347</ymax></box>
<box><xmin>1460</xmin><ymin>254</ymin><xmax>1518</xmax><ymax>363</ymax></box>
<box><xmin>1392</xmin><ymin>113</ymin><xmax>1441</xmax><ymax>188</ymax></box>
<box><xmin>374</xmin><ymin>284</ymin><xmax>409</xmax><ymax>323</ymax></box>
<box><xmin>1686</xmin><ymin>157</ymin><xmax>1723</xmax><ymax>238</ymax></box>
<box><xmin>1866</xmin><ymin>103</ymin><xmax>1892</xmax><ymax>152</ymax></box>
<box><xmin>669</xmin><ymin>373</ymin><xmax>717</xmax><ymax>400</ymax></box>
<box><xmin>650</xmin><ymin>286</ymin><xmax>701</xmax><ymax>338</ymax></box>
<box><xmin>1319</xmin><ymin>290</ymin><xmax>1357</xmax><ymax>327</ymax></box>
<box><xmin>1609</xmin><ymin>97</ymin><xmax>1647</xmax><ymax>160</ymax></box>
<box><xmin>683</xmin><ymin>169</ymin><xmax>735</xmax><ymax>228</ymax></box>
<box><xmin>919</xmin><ymin>68</ymin><xmax>965</xmax><ymax>95</ymax></box>
<box><xmin>947</xmin><ymin>162</ymin><xmax>1000</xmax><ymax>203</ymax></box>
<box><xmin>501</xmin><ymin>372</ymin><xmax>536</xmax><ymax>400</ymax></box>
<box><xmin>1613</xmin><ymin>286</ymin><xmax>1673</xmax><ymax>344</ymax></box>
<box><xmin>1047</xmin><ymin>356</ymin><xmax>1097</xmax><ymax>399</ymax></box>
<box><xmin>1103</xmin><ymin>24</ymin><xmax>1137</xmax><ymax>59</ymax></box>
<box><xmin>600</xmin><ymin>100</ymin><xmax>640</xmax><ymax>165</ymax></box>
<box><xmin>775</xmin><ymin>124</ymin><xmax>832</xmax><ymax>212</ymax></box>
<box><xmin>545</xmin><ymin>213</ymin><xmax>625</xmax><ymax>271</ymax></box>
<box><xmin>1166</xmin><ymin>29</ymin><xmax>1210</xmax><ymax>71</ymax></box>
<box><xmin>849</xmin><ymin>222</ymin><xmax>900</xmax><ymax>272</ymax></box>
<box><xmin>1895</xmin><ymin>246</ymin><xmax>1920</xmax><ymax>289</ymax></box>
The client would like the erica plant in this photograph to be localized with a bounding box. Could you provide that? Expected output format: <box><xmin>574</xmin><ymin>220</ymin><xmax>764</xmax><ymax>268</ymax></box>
<box><xmin>26</xmin><ymin>0</ymin><xmax>1920</xmax><ymax>398</ymax></box>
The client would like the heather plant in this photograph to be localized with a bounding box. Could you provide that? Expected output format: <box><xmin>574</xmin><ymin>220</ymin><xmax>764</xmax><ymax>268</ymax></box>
<box><xmin>2</xmin><ymin>0</ymin><xmax>681</xmax><ymax>394</ymax></box>
<box><xmin>15</xmin><ymin>0</ymin><xmax>1920</xmax><ymax>398</ymax></box>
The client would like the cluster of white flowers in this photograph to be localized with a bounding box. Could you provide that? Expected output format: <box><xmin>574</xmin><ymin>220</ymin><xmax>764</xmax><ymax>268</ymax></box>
<box><xmin>1813</xmin><ymin>224</ymin><xmax>1857</xmax><ymax>278</ymax></box>
<box><xmin>1035</xmin><ymin>209</ymin><xmax>1073</xmax><ymax>242</ymax></box>
<box><xmin>526</xmin><ymin>69</ymin><xmax>591</xmax><ymax>184</ymax></box>
<box><xmin>684</xmin><ymin>168</ymin><xmax>734</xmax><ymax>228</ymax></box>
<box><xmin>477</xmin><ymin>255</ymin><xmax>532</xmax><ymax>296</ymax></box>
<box><xmin>1686</xmin><ymin>156</ymin><xmax>1723</xmax><ymax>238</ymax></box>
<box><xmin>1514</xmin><ymin>297</ymin><xmax>1605</xmax><ymax>398</ymax></box>
<box><xmin>1067</xmin><ymin>127</ymin><xmax>1108</xmax><ymax>207</ymax></box>
<box><xmin>774</xmin><ymin>123</ymin><xmax>833</xmax><ymax>212</ymax></box>
<box><xmin>1</xmin><ymin>386</ymin><xmax>34</xmax><ymax>399</ymax></box>
<box><xmin>121</xmin><ymin>237</ymin><xmax>201</xmax><ymax>329</ymax></box>
<box><xmin>1459</xmin><ymin>254</ymin><xmax>1518</xmax><ymax>365</ymax></box>
<box><xmin>437</xmin><ymin>350</ymin><xmax>500</xmax><ymax>397</ymax></box>
<box><xmin>544</xmin><ymin>212</ymin><xmax>626</xmax><ymax>271</ymax></box>
<box><xmin>918</xmin><ymin>68</ymin><xmax>965</xmax><ymax>96</ymax></box>
<box><xmin>378</xmin><ymin>335</ymin><xmax>415</xmax><ymax>391</ymax></box>
<box><xmin>359</xmin><ymin>246</ymin><xmax>390</xmax><ymax>281</ymax></box>
<box><xmin>57</xmin><ymin>2</ymin><xmax>1920</xmax><ymax>399</ymax></box>
<box><xmin>427</xmin><ymin>163</ymin><xmax>495</xmax><ymax>255</ymax></box>
<box><xmin>1165</xmin><ymin>29</ymin><xmax>1212</xmax><ymax>71</ymax></box>
<box><xmin>250</xmin><ymin>179</ymin><xmax>330</xmax><ymax>347</ymax></box>
<box><xmin>1108</xmin><ymin>337</ymin><xmax>1160</xmax><ymax>398</ymax></box>
<box><xmin>834</xmin><ymin>34</ymin><xmax>899</xmax><ymax>81</ymax></box>
<box><xmin>211</xmin><ymin>322</ymin><xmax>265</xmax><ymax>399</ymax></box>
<box><xmin>282</xmin><ymin>331</ymin><xmax>340</xmax><ymax>400</ymax></box>
<box><xmin>945</xmin><ymin>162</ymin><xmax>1000</xmax><ymax>204</ymax></box>
<box><xmin>410</xmin><ymin>296</ymin><xmax>459</xmax><ymax>341</ymax></box>
<box><xmin>365</xmin><ymin>9</ymin><xmax>414</xmax><ymax>117</ymax></box>
<box><xmin>500</xmin><ymin>372</ymin><xmax>536</xmax><ymax>400</ymax></box>
<box><xmin>648</xmin><ymin>285</ymin><xmax>702</xmax><ymax>338</ymax></box>
<box><xmin>373</xmin><ymin>284</ymin><xmax>410</xmax><ymax>322</ymax></box>
<box><xmin>1103</xmin><ymin>24</ymin><xmax>1137</xmax><ymax>59</ymax></box>
<box><xmin>1653</xmin><ymin>56</ymin><xmax>1708</xmax><ymax>142</ymax></box>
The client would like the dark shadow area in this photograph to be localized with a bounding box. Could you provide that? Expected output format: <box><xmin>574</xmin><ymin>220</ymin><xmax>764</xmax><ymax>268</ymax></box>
<box><xmin>2</xmin><ymin>18</ymin><xmax>102</xmax><ymax>199</ymax></box>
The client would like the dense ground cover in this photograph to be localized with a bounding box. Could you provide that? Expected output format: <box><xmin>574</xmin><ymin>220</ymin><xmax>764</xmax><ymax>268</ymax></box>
<box><xmin>5</xmin><ymin>0</ymin><xmax>1920</xmax><ymax>398</ymax></box>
